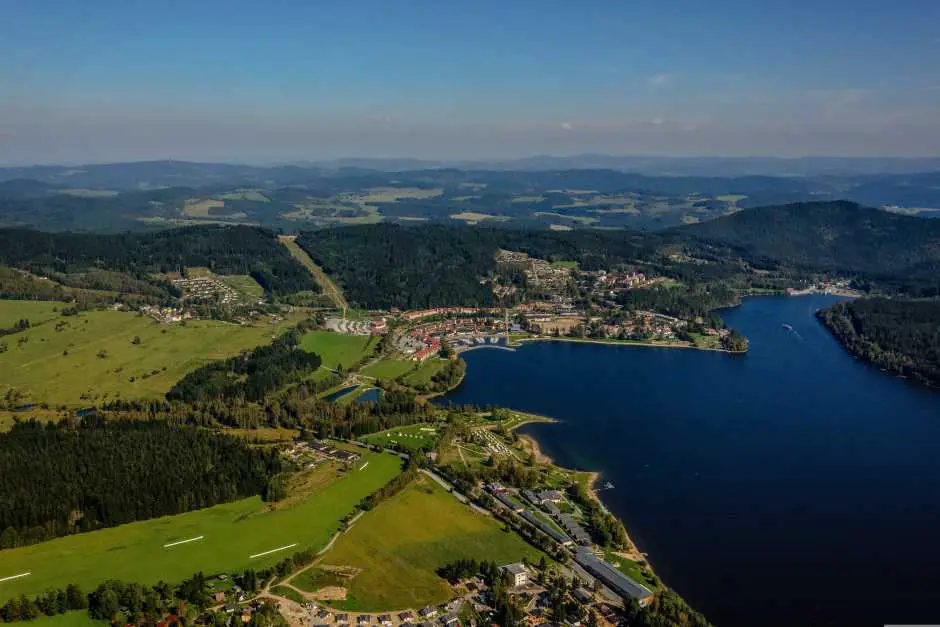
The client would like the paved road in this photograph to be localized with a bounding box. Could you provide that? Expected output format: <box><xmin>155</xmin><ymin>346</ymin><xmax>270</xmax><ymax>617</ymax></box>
<box><xmin>419</xmin><ymin>468</ymin><xmax>469</xmax><ymax>504</ymax></box>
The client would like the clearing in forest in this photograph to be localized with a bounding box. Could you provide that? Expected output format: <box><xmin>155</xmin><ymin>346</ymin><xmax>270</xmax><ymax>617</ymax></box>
<box><xmin>278</xmin><ymin>235</ymin><xmax>348</xmax><ymax>310</ymax></box>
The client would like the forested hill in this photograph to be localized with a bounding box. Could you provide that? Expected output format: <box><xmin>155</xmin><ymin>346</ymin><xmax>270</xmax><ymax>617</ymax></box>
<box><xmin>0</xmin><ymin>418</ymin><xmax>282</xmax><ymax>548</ymax></box>
<box><xmin>818</xmin><ymin>298</ymin><xmax>940</xmax><ymax>387</ymax></box>
<box><xmin>673</xmin><ymin>201</ymin><xmax>940</xmax><ymax>295</ymax></box>
<box><xmin>296</xmin><ymin>225</ymin><xmax>662</xmax><ymax>309</ymax></box>
<box><xmin>0</xmin><ymin>225</ymin><xmax>317</xmax><ymax>295</ymax></box>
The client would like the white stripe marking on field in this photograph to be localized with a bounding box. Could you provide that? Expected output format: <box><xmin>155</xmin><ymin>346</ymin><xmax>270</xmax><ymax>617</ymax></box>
<box><xmin>163</xmin><ymin>535</ymin><xmax>204</xmax><ymax>548</ymax></box>
<box><xmin>359</xmin><ymin>461</ymin><xmax>369</xmax><ymax>471</ymax></box>
<box><xmin>0</xmin><ymin>572</ymin><xmax>31</xmax><ymax>583</ymax></box>
<box><xmin>249</xmin><ymin>543</ymin><xmax>298</xmax><ymax>559</ymax></box>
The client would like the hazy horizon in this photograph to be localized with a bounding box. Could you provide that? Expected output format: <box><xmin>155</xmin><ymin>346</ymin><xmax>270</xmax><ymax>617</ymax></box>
<box><xmin>2</xmin><ymin>0</ymin><xmax>938</xmax><ymax>164</ymax></box>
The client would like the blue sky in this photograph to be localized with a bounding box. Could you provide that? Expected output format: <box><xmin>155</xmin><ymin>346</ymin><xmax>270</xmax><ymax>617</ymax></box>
<box><xmin>1</xmin><ymin>0</ymin><xmax>938</xmax><ymax>164</ymax></box>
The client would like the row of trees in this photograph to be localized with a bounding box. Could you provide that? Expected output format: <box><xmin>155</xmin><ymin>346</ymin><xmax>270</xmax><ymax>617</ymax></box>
<box><xmin>0</xmin><ymin>318</ymin><xmax>29</xmax><ymax>337</ymax></box>
<box><xmin>0</xmin><ymin>417</ymin><xmax>281</xmax><ymax>547</ymax></box>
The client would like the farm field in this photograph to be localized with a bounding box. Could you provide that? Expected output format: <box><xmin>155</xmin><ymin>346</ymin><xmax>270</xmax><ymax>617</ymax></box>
<box><xmin>323</xmin><ymin>475</ymin><xmax>541</xmax><ymax>611</ymax></box>
<box><xmin>448</xmin><ymin>212</ymin><xmax>508</xmax><ymax>223</ymax></box>
<box><xmin>361</xmin><ymin>358</ymin><xmax>414</xmax><ymax>381</ymax></box>
<box><xmin>359</xmin><ymin>423</ymin><xmax>442</xmax><ymax>452</ymax></box>
<box><xmin>355</xmin><ymin>187</ymin><xmax>443</xmax><ymax>203</ymax></box>
<box><xmin>0</xmin><ymin>449</ymin><xmax>402</xmax><ymax>603</ymax></box>
<box><xmin>0</xmin><ymin>305</ymin><xmax>296</xmax><ymax>406</ymax></box>
<box><xmin>0</xmin><ymin>300</ymin><xmax>67</xmax><ymax>327</ymax></box>
<box><xmin>301</xmin><ymin>331</ymin><xmax>377</xmax><ymax>370</ymax></box>
<box><xmin>182</xmin><ymin>198</ymin><xmax>224</xmax><ymax>217</ymax></box>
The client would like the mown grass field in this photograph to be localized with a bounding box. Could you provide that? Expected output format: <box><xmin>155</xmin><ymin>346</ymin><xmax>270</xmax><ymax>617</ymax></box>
<box><xmin>301</xmin><ymin>331</ymin><xmax>377</xmax><ymax>370</ymax></box>
<box><xmin>324</xmin><ymin>475</ymin><xmax>541</xmax><ymax>611</ymax></box>
<box><xmin>401</xmin><ymin>358</ymin><xmax>447</xmax><ymax>386</ymax></box>
<box><xmin>0</xmin><ymin>304</ymin><xmax>295</xmax><ymax>406</ymax></box>
<box><xmin>0</xmin><ymin>449</ymin><xmax>401</xmax><ymax>603</ymax></box>
<box><xmin>361</xmin><ymin>358</ymin><xmax>414</xmax><ymax>381</ymax></box>
<box><xmin>360</xmin><ymin>424</ymin><xmax>441</xmax><ymax>452</ymax></box>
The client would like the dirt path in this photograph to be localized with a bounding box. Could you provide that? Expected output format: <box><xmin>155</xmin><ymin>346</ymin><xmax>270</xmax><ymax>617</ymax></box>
<box><xmin>261</xmin><ymin>592</ymin><xmax>309</xmax><ymax>627</ymax></box>
<box><xmin>279</xmin><ymin>235</ymin><xmax>348</xmax><ymax>310</ymax></box>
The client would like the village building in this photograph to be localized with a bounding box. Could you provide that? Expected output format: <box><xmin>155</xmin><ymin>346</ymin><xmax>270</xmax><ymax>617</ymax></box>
<box><xmin>574</xmin><ymin>548</ymin><xmax>654</xmax><ymax>606</ymax></box>
<box><xmin>501</xmin><ymin>562</ymin><xmax>530</xmax><ymax>588</ymax></box>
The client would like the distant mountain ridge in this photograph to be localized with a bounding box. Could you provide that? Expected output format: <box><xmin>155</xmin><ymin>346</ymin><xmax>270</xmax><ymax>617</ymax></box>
<box><xmin>5</xmin><ymin>156</ymin><xmax>940</xmax><ymax>179</ymax></box>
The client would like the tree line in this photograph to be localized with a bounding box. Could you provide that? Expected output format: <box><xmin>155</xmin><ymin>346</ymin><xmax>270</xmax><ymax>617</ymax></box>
<box><xmin>818</xmin><ymin>297</ymin><xmax>940</xmax><ymax>386</ymax></box>
<box><xmin>167</xmin><ymin>325</ymin><xmax>322</xmax><ymax>403</ymax></box>
<box><xmin>0</xmin><ymin>417</ymin><xmax>281</xmax><ymax>548</ymax></box>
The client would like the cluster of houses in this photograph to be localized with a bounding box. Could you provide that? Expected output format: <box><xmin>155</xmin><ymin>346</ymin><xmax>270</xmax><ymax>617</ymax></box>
<box><xmin>140</xmin><ymin>305</ymin><xmax>192</xmax><ymax>324</ymax></box>
<box><xmin>173</xmin><ymin>276</ymin><xmax>245</xmax><ymax>305</ymax></box>
<box><xmin>398</xmin><ymin>307</ymin><xmax>497</xmax><ymax>322</ymax></box>
<box><xmin>495</xmin><ymin>250</ymin><xmax>573</xmax><ymax>293</ymax></box>
<box><xmin>300</xmin><ymin>601</ymin><xmax>459</xmax><ymax>627</ymax></box>
<box><xmin>288</xmin><ymin>440</ymin><xmax>361</xmax><ymax>465</ymax></box>
<box><xmin>589</xmin><ymin>270</ymin><xmax>649</xmax><ymax>294</ymax></box>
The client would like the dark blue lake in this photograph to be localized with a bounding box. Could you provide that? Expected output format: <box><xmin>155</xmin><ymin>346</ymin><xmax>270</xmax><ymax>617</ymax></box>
<box><xmin>442</xmin><ymin>295</ymin><xmax>940</xmax><ymax>627</ymax></box>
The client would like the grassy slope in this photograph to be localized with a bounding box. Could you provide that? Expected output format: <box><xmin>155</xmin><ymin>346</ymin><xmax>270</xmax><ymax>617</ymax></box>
<box><xmin>0</xmin><ymin>450</ymin><xmax>401</xmax><ymax>602</ymax></box>
<box><xmin>0</xmin><ymin>300</ymin><xmax>67</xmax><ymax>327</ymax></box>
<box><xmin>0</xmin><ymin>306</ymin><xmax>293</xmax><ymax>406</ymax></box>
<box><xmin>324</xmin><ymin>475</ymin><xmax>541</xmax><ymax>611</ymax></box>
<box><xmin>301</xmin><ymin>331</ymin><xmax>376</xmax><ymax>370</ymax></box>
<box><xmin>279</xmin><ymin>235</ymin><xmax>348</xmax><ymax>310</ymax></box>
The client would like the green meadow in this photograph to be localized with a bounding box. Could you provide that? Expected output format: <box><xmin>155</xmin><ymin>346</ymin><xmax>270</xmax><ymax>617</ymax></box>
<box><xmin>300</xmin><ymin>331</ymin><xmax>377</xmax><ymax>370</ymax></box>
<box><xmin>324</xmin><ymin>475</ymin><xmax>541</xmax><ymax>611</ymax></box>
<box><xmin>0</xmin><ymin>300</ymin><xmax>66</xmax><ymax>327</ymax></box>
<box><xmin>0</xmin><ymin>450</ymin><xmax>401</xmax><ymax>602</ymax></box>
<box><xmin>361</xmin><ymin>358</ymin><xmax>414</xmax><ymax>381</ymax></box>
<box><xmin>0</xmin><ymin>303</ymin><xmax>293</xmax><ymax>406</ymax></box>
<box><xmin>360</xmin><ymin>423</ymin><xmax>442</xmax><ymax>452</ymax></box>
<box><xmin>401</xmin><ymin>358</ymin><xmax>447</xmax><ymax>386</ymax></box>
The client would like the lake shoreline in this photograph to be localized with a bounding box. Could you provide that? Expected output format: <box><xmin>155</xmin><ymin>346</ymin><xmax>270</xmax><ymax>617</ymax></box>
<box><xmin>509</xmin><ymin>420</ymin><xmax>647</xmax><ymax>563</ymax></box>
<box><xmin>514</xmin><ymin>335</ymin><xmax>744</xmax><ymax>354</ymax></box>
<box><xmin>443</xmin><ymin>293</ymin><xmax>940</xmax><ymax>626</ymax></box>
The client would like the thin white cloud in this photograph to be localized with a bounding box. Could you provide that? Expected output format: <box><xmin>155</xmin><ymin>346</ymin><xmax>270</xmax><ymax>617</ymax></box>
<box><xmin>560</xmin><ymin>122</ymin><xmax>574</xmax><ymax>131</ymax></box>
<box><xmin>647</xmin><ymin>73</ymin><xmax>674</xmax><ymax>88</ymax></box>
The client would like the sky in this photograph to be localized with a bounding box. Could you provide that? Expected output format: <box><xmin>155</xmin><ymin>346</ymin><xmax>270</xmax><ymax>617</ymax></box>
<box><xmin>1</xmin><ymin>0</ymin><xmax>938</xmax><ymax>164</ymax></box>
